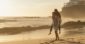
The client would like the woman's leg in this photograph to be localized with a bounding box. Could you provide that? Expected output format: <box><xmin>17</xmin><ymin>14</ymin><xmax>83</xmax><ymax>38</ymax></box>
<box><xmin>55</xmin><ymin>30</ymin><xmax>59</xmax><ymax>40</ymax></box>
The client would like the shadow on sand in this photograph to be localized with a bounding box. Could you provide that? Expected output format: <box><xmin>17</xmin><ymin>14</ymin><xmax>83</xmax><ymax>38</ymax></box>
<box><xmin>40</xmin><ymin>38</ymin><xmax>83</xmax><ymax>44</ymax></box>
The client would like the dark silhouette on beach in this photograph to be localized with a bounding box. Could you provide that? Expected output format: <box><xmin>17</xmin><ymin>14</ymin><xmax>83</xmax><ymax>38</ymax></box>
<box><xmin>49</xmin><ymin>9</ymin><xmax>62</xmax><ymax>40</ymax></box>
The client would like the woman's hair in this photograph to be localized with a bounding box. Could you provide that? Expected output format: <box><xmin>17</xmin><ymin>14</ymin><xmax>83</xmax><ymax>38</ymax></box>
<box><xmin>54</xmin><ymin>9</ymin><xmax>58</xmax><ymax>12</ymax></box>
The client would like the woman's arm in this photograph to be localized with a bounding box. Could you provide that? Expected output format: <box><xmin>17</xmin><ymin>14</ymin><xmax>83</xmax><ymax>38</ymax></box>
<box><xmin>48</xmin><ymin>24</ymin><xmax>53</xmax><ymax>35</ymax></box>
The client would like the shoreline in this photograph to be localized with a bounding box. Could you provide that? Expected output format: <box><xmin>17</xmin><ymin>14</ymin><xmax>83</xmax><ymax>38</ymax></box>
<box><xmin>0</xmin><ymin>25</ymin><xmax>50</xmax><ymax>35</ymax></box>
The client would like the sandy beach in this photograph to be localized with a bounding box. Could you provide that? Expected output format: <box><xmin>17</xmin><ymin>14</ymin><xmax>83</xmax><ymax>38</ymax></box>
<box><xmin>0</xmin><ymin>35</ymin><xmax>85</xmax><ymax>44</ymax></box>
<box><xmin>0</xmin><ymin>28</ymin><xmax>84</xmax><ymax>44</ymax></box>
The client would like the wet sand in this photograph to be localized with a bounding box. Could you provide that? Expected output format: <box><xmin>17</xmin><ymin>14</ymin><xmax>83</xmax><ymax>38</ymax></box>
<box><xmin>0</xmin><ymin>36</ymin><xmax>85</xmax><ymax>44</ymax></box>
<box><xmin>0</xmin><ymin>25</ymin><xmax>50</xmax><ymax>35</ymax></box>
<box><xmin>0</xmin><ymin>28</ymin><xmax>84</xmax><ymax>44</ymax></box>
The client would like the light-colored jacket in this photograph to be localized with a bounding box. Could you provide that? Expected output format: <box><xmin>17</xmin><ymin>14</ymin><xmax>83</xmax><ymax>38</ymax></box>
<box><xmin>52</xmin><ymin>11</ymin><xmax>61</xmax><ymax>31</ymax></box>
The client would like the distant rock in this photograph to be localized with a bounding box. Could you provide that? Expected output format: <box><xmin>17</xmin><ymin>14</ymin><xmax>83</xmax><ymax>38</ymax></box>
<box><xmin>62</xmin><ymin>20</ymin><xmax>85</xmax><ymax>29</ymax></box>
<box><xmin>61</xmin><ymin>0</ymin><xmax>85</xmax><ymax>19</ymax></box>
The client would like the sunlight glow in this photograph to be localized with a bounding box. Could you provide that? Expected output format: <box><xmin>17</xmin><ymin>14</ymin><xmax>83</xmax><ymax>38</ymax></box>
<box><xmin>0</xmin><ymin>0</ymin><xmax>69</xmax><ymax>17</ymax></box>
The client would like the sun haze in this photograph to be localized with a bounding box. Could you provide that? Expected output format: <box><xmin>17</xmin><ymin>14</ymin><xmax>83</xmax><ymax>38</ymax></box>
<box><xmin>0</xmin><ymin>0</ymin><xmax>69</xmax><ymax>17</ymax></box>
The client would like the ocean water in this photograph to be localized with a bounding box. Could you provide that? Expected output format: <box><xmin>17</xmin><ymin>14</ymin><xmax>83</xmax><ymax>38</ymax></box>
<box><xmin>0</xmin><ymin>17</ymin><xmax>71</xmax><ymax>28</ymax></box>
<box><xmin>0</xmin><ymin>17</ymin><xmax>52</xmax><ymax>28</ymax></box>
<box><xmin>0</xmin><ymin>17</ymin><xmax>53</xmax><ymax>42</ymax></box>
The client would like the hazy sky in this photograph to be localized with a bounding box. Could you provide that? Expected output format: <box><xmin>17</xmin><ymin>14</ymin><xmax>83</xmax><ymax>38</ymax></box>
<box><xmin>0</xmin><ymin>0</ymin><xmax>69</xmax><ymax>17</ymax></box>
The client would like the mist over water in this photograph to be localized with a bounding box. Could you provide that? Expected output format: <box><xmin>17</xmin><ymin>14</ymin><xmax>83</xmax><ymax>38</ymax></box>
<box><xmin>0</xmin><ymin>17</ymin><xmax>52</xmax><ymax>28</ymax></box>
<box><xmin>0</xmin><ymin>17</ymin><xmax>75</xmax><ymax>28</ymax></box>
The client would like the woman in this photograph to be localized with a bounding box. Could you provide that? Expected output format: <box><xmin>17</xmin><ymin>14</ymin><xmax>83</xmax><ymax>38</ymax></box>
<box><xmin>49</xmin><ymin>9</ymin><xmax>61</xmax><ymax>40</ymax></box>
